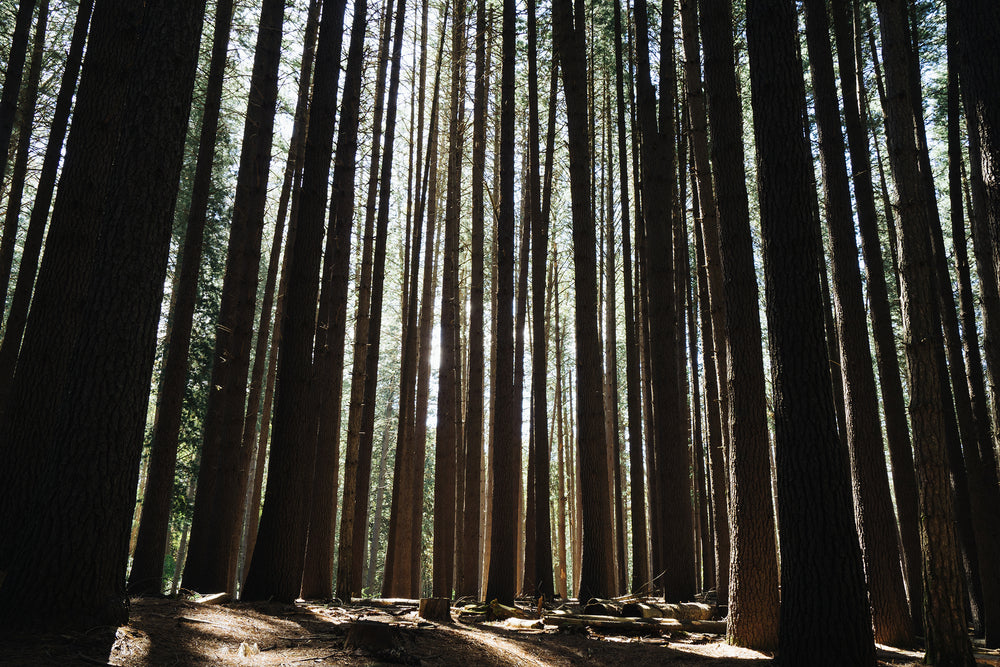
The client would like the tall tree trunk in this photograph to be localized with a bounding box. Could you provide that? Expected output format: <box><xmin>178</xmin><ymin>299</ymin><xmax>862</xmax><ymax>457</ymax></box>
<box><xmin>679</xmin><ymin>0</ymin><xmax>729</xmax><ymax>601</ymax></box>
<box><xmin>746</xmin><ymin>1</ymin><xmax>875</xmax><ymax>663</ymax></box>
<box><xmin>433</xmin><ymin>0</ymin><xmax>467</xmax><ymax>599</ymax></box>
<box><xmin>875</xmin><ymin>0</ymin><xmax>976</xmax><ymax>663</ymax></box>
<box><xmin>460</xmin><ymin>0</ymin><xmax>488</xmax><ymax>600</ymax></box>
<box><xmin>829</xmin><ymin>0</ymin><xmax>923</xmax><ymax>631</ymax></box>
<box><xmin>128</xmin><ymin>0</ymin><xmax>237</xmax><ymax>596</ymax></box>
<box><xmin>612</xmin><ymin>0</ymin><xmax>649</xmax><ymax>596</ymax></box>
<box><xmin>242</xmin><ymin>0</ymin><xmax>348</xmax><ymax>602</ymax></box>
<box><xmin>183</xmin><ymin>0</ymin><xmax>287</xmax><ymax>594</ymax></box>
<box><xmin>699</xmin><ymin>0</ymin><xmax>779</xmax><ymax>647</ymax></box>
<box><xmin>551</xmin><ymin>0</ymin><xmax>614</xmax><ymax>603</ymax></box>
<box><xmin>802</xmin><ymin>0</ymin><xmax>913</xmax><ymax>646</ymax></box>
<box><xmin>382</xmin><ymin>0</ymin><xmax>446</xmax><ymax>599</ymax></box>
<box><xmin>484</xmin><ymin>0</ymin><xmax>519</xmax><ymax>604</ymax></box>
<box><xmin>298</xmin><ymin>0</ymin><xmax>368</xmax><ymax>600</ymax></box>
<box><xmin>338</xmin><ymin>0</ymin><xmax>409</xmax><ymax>601</ymax></box>
<box><xmin>946</xmin><ymin>9</ymin><xmax>1000</xmax><ymax>648</ymax></box>
<box><xmin>0</xmin><ymin>0</ymin><xmax>205</xmax><ymax>630</ymax></box>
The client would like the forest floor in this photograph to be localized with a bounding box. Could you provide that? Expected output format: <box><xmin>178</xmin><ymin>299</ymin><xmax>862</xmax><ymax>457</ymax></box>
<box><xmin>1</xmin><ymin>595</ymin><xmax>997</xmax><ymax>666</ymax></box>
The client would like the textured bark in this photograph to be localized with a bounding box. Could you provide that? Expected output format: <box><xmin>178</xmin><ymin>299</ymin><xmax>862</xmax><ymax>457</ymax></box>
<box><xmin>528</xmin><ymin>0</ymin><xmax>555</xmax><ymax>600</ymax></box>
<box><xmin>0</xmin><ymin>0</ymin><xmax>47</xmax><ymax>309</ymax></box>
<box><xmin>0</xmin><ymin>0</ymin><xmax>141</xmax><ymax>585</ymax></box>
<box><xmin>432</xmin><ymin>0</ymin><xmax>466</xmax><ymax>599</ymax></box>
<box><xmin>551</xmin><ymin>0</ymin><xmax>614</xmax><ymax>604</ymax></box>
<box><xmin>129</xmin><ymin>0</ymin><xmax>236</xmax><ymax>596</ymax></box>
<box><xmin>829</xmin><ymin>0</ymin><xmax>923</xmax><ymax>631</ymax></box>
<box><xmin>366</xmin><ymin>396</ymin><xmax>395</xmax><ymax>592</ymax></box>
<box><xmin>484</xmin><ymin>0</ymin><xmax>518</xmax><ymax>604</ymax></box>
<box><xmin>0</xmin><ymin>0</ymin><xmax>205</xmax><ymax>629</ymax></box>
<box><xmin>875</xmin><ymin>0</ymin><xmax>976</xmax><ymax>663</ymax></box>
<box><xmin>747</xmin><ymin>2</ymin><xmax>876</xmax><ymax>664</ymax></box>
<box><xmin>300</xmin><ymin>0</ymin><xmax>366</xmax><ymax>600</ymax></box>
<box><xmin>459</xmin><ymin>0</ymin><xmax>488</xmax><ymax>599</ymax></box>
<box><xmin>803</xmin><ymin>0</ymin><xmax>913</xmax><ymax>646</ymax></box>
<box><xmin>183</xmin><ymin>0</ymin><xmax>286</xmax><ymax>594</ymax></box>
<box><xmin>698</xmin><ymin>0</ymin><xmax>778</xmax><ymax>648</ymax></box>
<box><xmin>242</xmin><ymin>0</ymin><xmax>347</xmax><ymax>602</ymax></box>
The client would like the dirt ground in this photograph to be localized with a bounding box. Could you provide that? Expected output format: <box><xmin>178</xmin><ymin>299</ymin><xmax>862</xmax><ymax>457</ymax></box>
<box><xmin>1</xmin><ymin>596</ymin><xmax>997</xmax><ymax>666</ymax></box>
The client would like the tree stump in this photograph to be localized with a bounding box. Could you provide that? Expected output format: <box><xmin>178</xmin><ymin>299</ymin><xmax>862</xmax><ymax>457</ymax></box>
<box><xmin>418</xmin><ymin>597</ymin><xmax>452</xmax><ymax>623</ymax></box>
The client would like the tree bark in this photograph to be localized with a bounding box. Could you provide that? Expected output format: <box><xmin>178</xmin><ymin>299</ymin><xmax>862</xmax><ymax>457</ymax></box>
<box><xmin>0</xmin><ymin>0</ymin><xmax>205</xmax><ymax>630</ymax></box>
<box><xmin>802</xmin><ymin>0</ymin><xmax>913</xmax><ymax>646</ymax></box>
<box><xmin>747</xmin><ymin>1</ymin><xmax>876</xmax><ymax>663</ymax></box>
<box><xmin>128</xmin><ymin>0</ymin><xmax>236</xmax><ymax>596</ymax></box>
<box><xmin>874</xmin><ymin>0</ymin><xmax>976</xmax><ymax>663</ymax></box>
<box><xmin>183</xmin><ymin>0</ymin><xmax>287</xmax><ymax>594</ymax></box>
<box><xmin>698</xmin><ymin>0</ymin><xmax>779</xmax><ymax>648</ymax></box>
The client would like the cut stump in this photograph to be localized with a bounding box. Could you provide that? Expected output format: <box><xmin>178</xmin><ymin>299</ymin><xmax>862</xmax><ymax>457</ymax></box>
<box><xmin>418</xmin><ymin>597</ymin><xmax>453</xmax><ymax>623</ymax></box>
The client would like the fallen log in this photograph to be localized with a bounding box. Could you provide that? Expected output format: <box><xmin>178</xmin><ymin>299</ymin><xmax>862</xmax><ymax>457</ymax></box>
<box><xmin>542</xmin><ymin>613</ymin><xmax>727</xmax><ymax>635</ymax></box>
<box><xmin>584</xmin><ymin>599</ymin><xmax>624</xmax><ymax>616</ymax></box>
<box><xmin>621</xmin><ymin>601</ymin><xmax>715</xmax><ymax>621</ymax></box>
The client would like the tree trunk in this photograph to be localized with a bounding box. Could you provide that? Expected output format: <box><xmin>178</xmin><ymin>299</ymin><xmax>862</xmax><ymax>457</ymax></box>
<box><xmin>746</xmin><ymin>1</ymin><xmax>876</xmax><ymax>663</ymax></box>
<box><xmin>874</xmin><ymin>0</ymin><xmax>975</xmax><ymax>663</ymax></box>
<box><xmin>551</xmin><ymin>0</ymin><xmax>614</xmax><ymax>604</ymax></box>
<box><xmin>459</xmin><ymin>0</ymin><xmax>488</xmax><ymax>600</ymax></box>
<box><xmin>298</xmin><ymin>0</ymin><xmax>367</xmax><ymax>600</ymax></box>
<box><xmin>699</xmin><ymin>0</ymin><xmax>779</xmax><ymax>648</ymax></box>
<box><xmin>128</xmin><ymin>0</ymin><xmax>237</xmax><ymax>596</ymax></box>
<box><xmin>829</xmin><ymin>0</ymin><xmax>923</xmax><ymax>632</ymax></box>
<box><xmin>0</xmin><ymin>0</ymin><xmax>92</xmax><ymax>397</ymax></box>
<box><xmin>802</xmin><ymin>0</ymin><xmax>914</xmax><ymax>646</ymax></box>
<box><xmin>0</xmin><ymin>0</ymin><xmax>36</xmax><ymax>189</ymax></box>
<box><xmin>432</xmin><ymin>0</ymin><xmax>466</xmax><ymax>600</ymax></box>
<box><xmin>484</xmin><ymin>0</ymin><xmax>518</xmax><ymax>605</ymax></box>
<box><xmin>0</xmin><ymin>0</ymin><xmax>205</xmax><ymax>630</ymax></box>
<box><xmin>183</xmin><ymin>0</ymin><xmax>287</xmax><ymax>594</ymax></box>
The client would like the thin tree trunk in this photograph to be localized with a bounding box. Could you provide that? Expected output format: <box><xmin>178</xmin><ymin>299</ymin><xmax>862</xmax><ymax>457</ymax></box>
<box><xmin>366</xmin><ymin>395</ymin><xmax>395</xmax><ymax>592</ymax></box>
<box><xmin>460</xmin><ymin>0</ymin><xmax>488</xmax><ymax>599</ymax></box>
<box><xmin>432</xmin><ymin>0</ymin><xmax>467</xmax><ymax>599</ymax></box>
